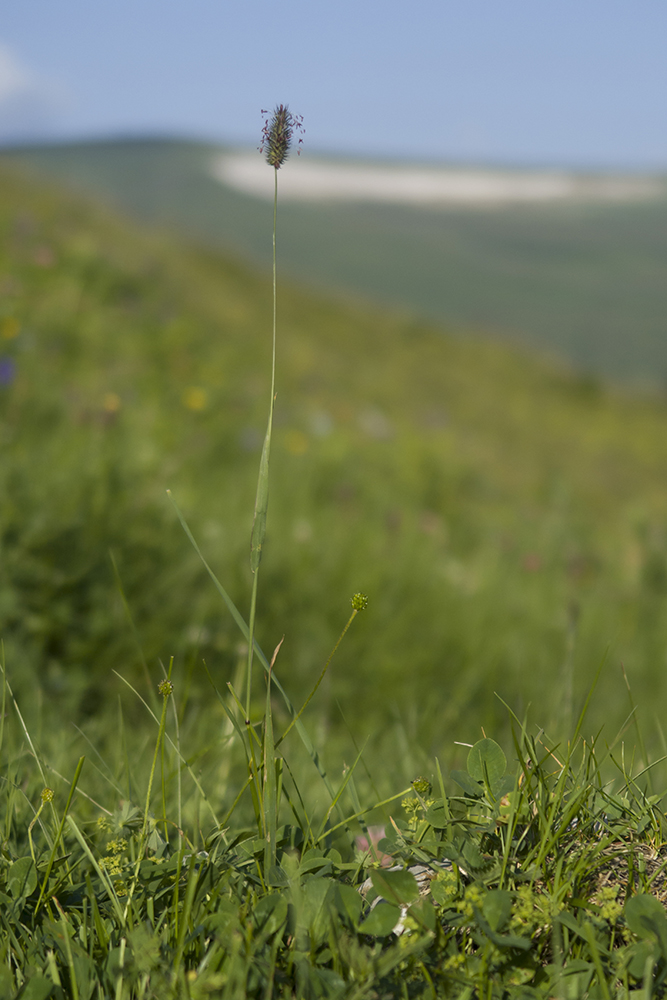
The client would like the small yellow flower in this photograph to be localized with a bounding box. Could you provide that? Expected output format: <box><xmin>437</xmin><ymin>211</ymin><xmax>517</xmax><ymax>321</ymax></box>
<box><xmin>1</xmin><ymin>317</ymin><xmax>19</xmax><ymax>340</ymax></box>
<box><xmin>183</xmin><ymin>386</ymin><xmax>208</xmax><ymax>411</ymax></box>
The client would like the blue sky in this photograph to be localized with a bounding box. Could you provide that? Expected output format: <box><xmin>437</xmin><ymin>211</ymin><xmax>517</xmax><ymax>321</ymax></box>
<box><xmin>2</xmin><ymin>0</ymin><xmax>667</xmax><ymax>168</ymax></box>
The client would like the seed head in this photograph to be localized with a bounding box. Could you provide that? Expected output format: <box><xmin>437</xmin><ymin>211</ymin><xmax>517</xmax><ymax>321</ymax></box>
<box><xmin>260</xmin><ymin>105</ymin><xmax>304</xmax><ymax>169</ymax></box>
<box><xmin>41</xmin><ymin>787</ymin><xmax>54</xmax><ymax>803</ymax></box>
<box><xmin>351</xmin><ymin>593</ymin><xmax>369</xmax><ymax>612</ymax></box>
<box><xmin>411</xmin><ymin>776</ymin><xmax>432</xmax><ymax>797</ymax></box>
<box><xmin>158</xmin><ymin>679</ymin><xmax>174</xmax><ymax>698</ymax></box>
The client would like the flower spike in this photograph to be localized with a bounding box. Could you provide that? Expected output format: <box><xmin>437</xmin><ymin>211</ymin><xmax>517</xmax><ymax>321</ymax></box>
<box><xmin>260</xmin><ymin>105</ymin><xmax>304</xmax><ymax>169</ymax></box>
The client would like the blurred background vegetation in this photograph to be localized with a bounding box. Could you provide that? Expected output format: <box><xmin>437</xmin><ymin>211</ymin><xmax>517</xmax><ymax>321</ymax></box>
<box><xmin>2</xmin><ymin>151</ymin><xmax>667</xmax><ymax>782</ymax></box>
<box><xmin>6</xmin><ymin>138</ymin><xmax>667</xmax><ymax>385</ymax></box>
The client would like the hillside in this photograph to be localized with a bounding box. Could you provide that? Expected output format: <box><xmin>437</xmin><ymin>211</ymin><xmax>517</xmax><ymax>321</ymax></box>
<box><xmin>4</xmin><ymin>137</ymin><xmax>667</xmax><ymax>386</ymax></box>
<box><xmin>3</xmin><ymin>160</ymin><xmax>667</xmax><ymax>769</ymax></box>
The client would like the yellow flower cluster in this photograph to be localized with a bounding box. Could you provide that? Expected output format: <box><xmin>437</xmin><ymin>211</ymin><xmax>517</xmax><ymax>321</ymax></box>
<box><xmin>433</xmin><ymin>869</ymin><xmax>459</xmax><ymax>906</ymax></box>
<box><xmin>597</xmin><ymin>885</ymin><xmax>622</xmax><ymax>923</ymax></box>
<box><xmin>456</xmin><ymin>883</ymin><xmax>485</xmax><ymax>920</ymax></box>
<box><xmin>99</xmin><ymin>836</ymin><xmax>128</xmax><ymax>878</ymax></box>
<box><xmin>444</xmin><ymin>953</ymin><xmax>466</xmax><ymax>972</ymax></box>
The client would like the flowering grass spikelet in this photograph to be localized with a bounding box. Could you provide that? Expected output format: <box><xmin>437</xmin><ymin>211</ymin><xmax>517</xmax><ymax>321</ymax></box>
<box><xmin>260</xmin><ymin>104</ymin><xmax>304</xmax><ymax>169</ymax></box>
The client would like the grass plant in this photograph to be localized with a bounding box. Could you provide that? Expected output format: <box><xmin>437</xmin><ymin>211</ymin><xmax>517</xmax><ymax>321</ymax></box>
<box><xmin>3</xmin><ymin>112</ymin><xmax>667</xmax><ymax>996</ymax></box>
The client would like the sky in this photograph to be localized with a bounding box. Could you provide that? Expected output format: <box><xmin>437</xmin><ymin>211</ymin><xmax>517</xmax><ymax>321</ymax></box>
<box><xmin>2</xmin><ymin>0</ymin><xmax>667</xmax><ymax>169</ymax></box>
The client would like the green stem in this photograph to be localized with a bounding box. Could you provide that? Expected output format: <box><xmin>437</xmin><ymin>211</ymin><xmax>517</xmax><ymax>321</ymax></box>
<box><xmin>246</xmin><ymin>166</ymin><xmax>278</xmax><ymax>719</ymax></box>
<box><xmin>34</xmin><ymin>757</ymin><xmax>85</xmax><ymax>914</ymax></box>
<box><xmin>141</xmin><ymin>688</ymin><xmax>170</xmax><ymax>851</ymax></box>
<box><xmin>124</xmin><ymin>674</ymin><xmax>172</xmax><ymax>920</ymax></box>
<box><xmin>277</xmin><ymin>608</ymin><xmax>359</xmax><ymax>747</ymax></box>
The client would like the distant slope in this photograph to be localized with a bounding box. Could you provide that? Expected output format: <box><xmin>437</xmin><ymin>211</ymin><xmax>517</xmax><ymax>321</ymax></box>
<box><xmin>4</xmin><ymin>137</ymin><xmax>667</xmax><ymax>385</ymax></box>
<box><xmin>4</xmin><ymin>159</ymin><xmax>667</xmax><ymax>754</ymax></box>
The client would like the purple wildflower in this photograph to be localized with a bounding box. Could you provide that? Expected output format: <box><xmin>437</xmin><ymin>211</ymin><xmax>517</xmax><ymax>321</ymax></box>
<box><xmin>0</xmin><ymin>357</ymin><xmax>16</xmax><ymax>385</ymax></box>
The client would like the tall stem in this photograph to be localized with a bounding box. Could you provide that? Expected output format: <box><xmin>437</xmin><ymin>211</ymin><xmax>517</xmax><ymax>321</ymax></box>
<box><xmin>246</xmin><ymin>167</ymin><xmax>278</xmax><ymax>720</ymax></box>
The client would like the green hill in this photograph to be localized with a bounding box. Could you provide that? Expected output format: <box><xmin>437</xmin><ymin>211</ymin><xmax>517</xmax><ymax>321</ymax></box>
<box><xmin>4</xmin><ymin>137</ymin><xmax>667</xmax><ymax>385</ymax></box>
<box><xmin>3</xmin><ymin>159</ymin><xmax>667</xmax><ymax>770</ymax></box>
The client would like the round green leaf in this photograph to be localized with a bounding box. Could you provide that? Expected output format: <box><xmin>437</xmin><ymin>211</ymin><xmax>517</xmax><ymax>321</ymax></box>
<box><xmin>410</xmin><ymin>896</ymin><xmax>436</xmax><ymax>932</ymax></box>
<box><xmin>359</xmin><ymin>902</ymin><xmax>401</xmax><ymax>936</ymax></box>
<box><xmin>424</xmin><ymin>799</ymin><xmax>449</xmax><ymax>828</ymax></box>
<box><xmin>483</xmin><ymin>889</ymin><xmax>512</xmax><ymax>932</ymax></box>
<box><xmin>7</xmin><ymin>857</ymin><xmax>38</xmax><ymax>899</ymax></box>
<box><xmin>624</xmin><ymin>894</ymin><xmax>667</xmax><ymax>941</ymax></box>
<box><xmin>335</xmin><ymin>882</ymin><xmax>363</xmax><ymax>927</ymax></box>
<box><xmin>370</xmin><ymin>868</ymin><xmax>420</xmax><ymax>906</ymax></box>
<box><xmin>467</xmin><ymin>739</ymin><xmax>506</xmax><ymax>787</ymax></box>
<box><xmin>253</xmin><ymin>893</ymin><xmax>288</xmax><ymax>936</ymax></box>
<box><xmin>451</xmin><ymin>770</ymin><xmax>484</xmax><ymax>798</ymax></box>
<box><xmin>628</xmin><ymin>940</ymin><xmax>657</xmax><ymax>978</ymax></box>
<box><xmin>267</xmin><ymin>864</ymin><xmax>290</xmax><ymax>887</ymax></box>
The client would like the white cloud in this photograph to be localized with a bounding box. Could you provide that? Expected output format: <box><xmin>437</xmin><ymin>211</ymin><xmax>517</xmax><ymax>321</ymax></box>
<box><xmin>0</xmin><ymin>41</ymin><xmax>68</xmax><ymax>142</ymax></box>
<box><xmin>0</xmin><ymin>42</ymin><xmax>34</xmax><ymax>102</ymax></box>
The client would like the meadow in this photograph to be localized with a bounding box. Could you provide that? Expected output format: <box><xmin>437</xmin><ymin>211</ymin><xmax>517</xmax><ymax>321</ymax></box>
<box><xmin>5</xmin><ymin>138</ymin><xmax>667</xmax><ymax>385</ymax></box>
<box><xmin>3</xmin><ymin>156</ymin><xmax>667</xmax><ymax>995</ymax></box>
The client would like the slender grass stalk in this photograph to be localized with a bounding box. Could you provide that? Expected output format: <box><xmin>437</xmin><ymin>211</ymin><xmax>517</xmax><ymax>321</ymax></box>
<box><xmin>160</xmin><ymin>657</ymin><xmax>176</xmax><ymax>843</ymax></box>
<box><xmin>312</xmin><ymin>787</ymin><xmax>412</xmax><ymax>845</ymax></box>
<box><xmin>67</xmin><ymin>816</ymin><xmax>126</xmax><ymax>925</ymax></box>
<box><xmin>622</xmin><ymin>661</ymin><xmax>654</xmax><ymax>796</ymax></box>
<box><xmin>34</xmin><ymin>757</ymin><xmax>84</xmax><ymax>913</ymax></box>
<box><xmin>246</xmin><ymin>104</ymin><xmax>304</xmax><ymax>721</ymax></box>
<box><xmin>277</xmin><ymin>593</ymin><xmax>368</xmax><ymax>748</ymax></box>
<box><xmin>173</xmin><ymin>855</ymin><xmax>199</xmax><ymax>974</ymax></box>
<box><xmin>124</xmin><ymin>668</ymin><xmax>174</xmax><ymax>919</ymax></box>
<box><xmin>167</xmin><ymin>491</ymin><xmax>337</xmax><ymax>796</ymax></box>
<box><xmin>52</xmin><ymin>900</ymin><xmax>80</xmax><ymax>1000</ymax></box>
<box><xmin>0</xmin><ymin>642</ymin><xmax>6</xmax><ymax>759</ymax></box>
<box><xmin>114</xmin><ymin>938</ymin><xmax>127</xmax><ymax>1000</ymax></box>
<box><xmin>113</xmin><ymin>668</ymin><xmax>220</xmax><ymax>827</ymax></box>
<box><xmin>140</xmin><ymin>671</ymin><xmax>173</xmax><ymax>849</ymax></box>
<box><xmin>245</xmin><ymin>164</ymin><xmax>277</xmax><ymax>721</ymax></box>
<box><xmin>262</xmin><ymin>637</ymin><xmax>283</xmax><ymax>874</ymax></box>
<box><xmin>109</xmin><ymin>549</ymin><xmax>155</xmax><ymax>707</ymax></box>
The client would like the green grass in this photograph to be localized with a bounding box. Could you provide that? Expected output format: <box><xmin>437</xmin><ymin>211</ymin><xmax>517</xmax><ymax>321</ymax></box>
<box><xmin>3</xmin><ymin>158</ymin><xmax>667</xmax><ymax>761</ymax></box>
<box><xmin>4</xmin><ymin>669</ymin><xmax>667</xmax><ymax>998</ymax></box>
<box><xmin>4</xmin><ymin>143</ymin><xmax>667</xmax><ymax>996</ymax></box>
<box><xmin>4</xmin><ymin>138</ymin><xmax>667</xmax><ymax>384</ymax></box>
